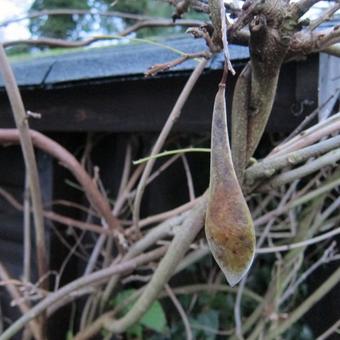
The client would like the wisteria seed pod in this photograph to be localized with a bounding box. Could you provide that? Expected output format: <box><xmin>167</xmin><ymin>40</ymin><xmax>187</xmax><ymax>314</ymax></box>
<box><xmin>205</xmin><ymin>84</ymin><xmax>256</xmax><ymax>286</ymax></box>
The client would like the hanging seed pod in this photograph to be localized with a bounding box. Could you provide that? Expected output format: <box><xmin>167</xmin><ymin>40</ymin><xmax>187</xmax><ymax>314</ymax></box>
<box><xmin>205</xmin><ymin>84</ymin><xmax>255</xmax><ymax>286</ymax></box>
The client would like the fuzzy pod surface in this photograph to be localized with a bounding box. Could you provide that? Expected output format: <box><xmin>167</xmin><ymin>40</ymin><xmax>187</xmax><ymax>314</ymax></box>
<box><xmin>205</xmin><ymin>84</ymin><xmax>256</xmax><ymax>286</ymax></box>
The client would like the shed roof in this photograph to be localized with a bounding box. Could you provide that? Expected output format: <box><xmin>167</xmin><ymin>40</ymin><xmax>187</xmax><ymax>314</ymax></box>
<box><xmin>0</xmin><ymin>36</ymin><xmax>249</xmax><ymax>87</ymax></box>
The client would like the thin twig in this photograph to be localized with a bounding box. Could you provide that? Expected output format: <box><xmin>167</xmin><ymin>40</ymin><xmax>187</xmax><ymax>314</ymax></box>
<box><xmin>283</xmin><ymin>91</ymin><xmax>340</xmax><ymax>143</ymax></box>
<box><xmin>0</xmin><ymin>9</ymin><xmax>155</xmax><ymax>26</ymax></box>
<box><xmin>159</xmin><ymin>283</ymin><xmax>262</xmax><ymax>303</ymax></box>
<box><xmin>279</xmin><ymin>242</ymin><xmax>339</xmax><ymax>304</ymax></box>
<box><xmin>317</xmin><ymin>319</ymin><xmax>340</xmax><ymax>340</ymax></box>
<box><xmin>0</xmin><ymin>129</ymin><xmax>121</xmax><ymax>233</ymax></box>
<box><xmin>234</xmin><ymin>277</ymin><xmax>246</xmax><ymax>340</ymax></box>
<box><xmin>100</xmin><ymin>212</ymin><xmax>188</xmax><ymax>310</ymax></box>
<box><xmin>264</xmin><ymin>148</ymin><xmax>340</xmax><ymax>189</ymax></box>
<box><xmin>165</xmin><ymin>284</ymin><xmax>193</xmax><ymax>340</ymax></box>
<box><xmin>129</xmin><ymin>154</ymin><xmax>182</xmax><ymax>198</ymax></box>
<box><xmin>245</xmin><ymin>135</ymin><xmax>340</xmax><ymax>184</ymax></box>
<box><xmin>0</xmin><ymin>247</ymin><xmax>167</xmax><ymax>340</ymax></box>
<box><xmin>270</xmin><ymin>112</ymin><xmax>340</xmax><ymax>157</ymax></box>
<box><xmin>23</xmin><ymin>174</ymin><xmax>31</xmax><ymax>287</ymax></box>
<box><xmin>0</xmin><ymin>263</ymin><xmax>42</xmax><ymax>340</ymax></box>
<box><xmin>254</xmin><ymin>175</ymin><xmax>340</xmax><ymax>226</ymax></box>
<box><xmin>133</xmin><ymin>147</ymin><xmax>210</xmax><ymax>165</ymax></box>
<box><xmin>145</xmin><ymin>51</ymin><xmax>211</xmax><ymax>77</ymax></box>
<box><xmin>289</xmin><ymin>0</ymin><xmax>321</xmax><ymax>20</ymax></box>
<box><xmin>136</xmin><ymin>197</ymin><xmax>199</xmax><ymax>229</ymax></box>
<box><xmin>0</xmin><ymin>182</ymin><xmax>111</xmax><ymax>236</ymax></box>
<box><xmin>3</xmin><ymin>17</ymin><xmax>203</xmax><ymax>48</ymax></box>
<box><xmin>0</xmin><ymin>45</ymin><xmax>48</xmax><ymax>288</ymax></box>
<box><xmin>181</xmin><ymin>155</ymin><xmax>196</xmax><ymax>201</ymax></box>
<box><xmin>267</xmin><ymin>266</ymin><xmax>340</xmax><ymax>340</ymax></box>
<box><xmin>116</xmin><ymin>142</ymin><xmax>132</xmax><ymax>205</ymax></box>
<box><xmin>309</xmin><ymin>2</ymin><xmax>340</xmax><ymax>30</ymax></box>
<box><xmin>132</xmin><ymin>59</ymin><xmax>208</xmax><ymax>233</ymax></box>
<box><xmin>256</xmin><ymin>227</ymin><xmax>340</xmax><ymax>254</ymax></box>
<box><xmin>75</xmin><ymin>197</ymin><xmax>207</xmax><ymax>339</ymax></box>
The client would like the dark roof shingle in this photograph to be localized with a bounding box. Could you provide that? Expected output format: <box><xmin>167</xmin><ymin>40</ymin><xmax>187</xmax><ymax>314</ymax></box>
<box><xmin>0</xmin><ymin>36</ymin><xmax>249</xmax><ymax>87</ymax></box>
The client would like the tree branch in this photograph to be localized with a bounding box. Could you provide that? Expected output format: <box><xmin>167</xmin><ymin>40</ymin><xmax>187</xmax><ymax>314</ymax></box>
<box><xmin>267</xmin><ymin>266</ymin><xmax>340</xmax><ymax>339</ymax></box>
<box><xmin>309</xmin><ymin>2</ymin><xmax>340</xmax><ymax>30</ymax></box>
<box><xmin>0</xmin><ymin>247</ymin><xmax>167</xmax><ymax>340</ymax></box>
<box><xmin>3</xmin><ymin>17</ymin><xmax>203</xmax><ymax>49</ymax></box>
<box><xmin>289</xmin><ymin>0</ymin><xmax>321</xmax><ymax>20</ymax></box>
<box><xmin>0</xmin><ymin>45</ymin><xmax>48</xmax><ymax>289</ymax></box>
<box><xmin>245</xmin><ymin>135</ymin><xmax>340</xmax><ymax>184</ymax></box>
<box><xmin>76</xmin><ymin>196</ymin><xmax>207</xmax><ymax>339</ymax></box>
<box><xmin>0</xmin><ymin>263</ymin><xmax>43</xmax><ymax>340</ymax></box>
<box><xmin>132</xmin><ymin>59</ymin><xmax>208</xmax><ymax>232</ymax></box>
<box><xmin>0</xmin><ymin>9</ymin><xmax>156</xmax><ymax>27</ymax></box>
<box><xmin>289</xmin><ymin>26</ymin><xmax>340</xmax><ymax>57</ymax></box>
<box><xmin>0</xmin><ymin>186</ymin><xmax>113</xmax><ymax>235</ymax></box>
<box><xmin>0</xmin><ymin>129</ymin><xmax>121</xmax><ymax>234</ymax></box>
<box><xmin>262</xmin><ymin>148</ymin><xmax>340</xmax><ymax>188</ymax></box>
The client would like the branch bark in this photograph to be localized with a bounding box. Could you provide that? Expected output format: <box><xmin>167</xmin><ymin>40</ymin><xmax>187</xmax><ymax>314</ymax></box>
<box><xmin>267</xmin><ymin>266</ymin><xmax>340</xmax><ymax>339</ymax></box>
<box><xmin>0</xmin><ymin>45</ymin><xmax>48</xmax><ymax>289</ymax></box>
<box><xmin>0</xmin><ymin>263</ymin><xmax>43</xmax><ymax>340</ymax></box>
<box><xmin>132</xmin><ymin>59</ymin><xmax>208</xmax><ymax>232</ymax></box>
<box><xmin>74</xmin><ymin>196</ymin><xmax>207</xmax><ymax>339</ymax></box>
<box><xmin>245</xmin><ymin>135</ymin><xmax>340</xmax><ymax>184</ymax></box>
<box><xmin>0</xmin><ymin>129</ymin><xmax>121</xmax><ymax>234</ymax></box>
<box><xmin>0</xmin><ymin>247</ymin><xmax>167</xmax><ymax>340</ymax></box>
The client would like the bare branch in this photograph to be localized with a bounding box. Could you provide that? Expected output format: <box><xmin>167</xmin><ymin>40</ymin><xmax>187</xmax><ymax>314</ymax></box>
<box><xmin>0</xmin><ymin>263</ymin><xmax>43</xmax><ymax>340</ymax></box>
<box><xmin>0</xmin><ymin>9</ymin><xmax>155</xmax><ymax>27</ymax></box>
<box><xmin>317</xmin><ymin>319</ymin><xmax>340</xmax><ymax>340</ymax></box>
<box><xmin>309</xmin><ymin>2</ymin><xmax>340</xmax><ymax>30</ymax></box>
<box><xmin>262</xmin><ymin>148</ymin><xmax>340</xmax><ymax>188</ymax></box>
<box><xmin>289</xmin><ymin>0</ymin><xmax>321</xmax><ymax>20</ymax></box>
<box><xmin>0</xmin><ymin>247</ymin><xmax>167</xmax><ymax>340</ymax></box>
<box><xmin>0</xmin><ymin>129</ymin><xmax>121</xmax><ymax>234</ymax></box>
<box><xmin>270</xmin><ymin>112</ymin><xmax>340</xmax><ymax>157</ymax></box>
<box><xmin>23</xmin><ymin>174</ymin><xmax>31</xmax><ymax>287</ymax></box>
<box><xmin>3</xmin><ymin>17</ymin><xmax>203</xmax><ymax>49</ymax></box>
<box><xmin>257</xmin><ymin>227</ymin><xmax>340</xmax><ymax>254</ymax></box>
<box><xmin>145</xmin><ymin>51</ymin><xmax>211</xmax><ymax>77</ymax></box>
<box><xmin>0</xmin><ymin>45</ymin><xmax>48</xmax><ymax>289</ymax></box>
<box><xmin>133</xmin><ymin>59</ymin><xmax>208</xmax><ymax>232</ymax></box>
<box><xmin>245</xmin><ymin>135</ymin><xmax>340</xmax><ymax>184</ymax></box>
<box><xmin>181</xmin><ymin>154</ymin><xmax>196</xmax><ymax>201</ymax></box>
<box><xmin>267</xmin><ymin>266</ymin><xmax>340</xmax><ymax>339</ymax></box>
<box><xmin>99</xmin><ymin>197</ymin><xmax>207</xmax><ymax>337</ymax></box>
<box><xmin>323</xmin><ymin>43</ymin><xmax>340</xmax><ymax>57</ymax></box>
<box><xmin>165</xmin><ymin>284</ymin><xmax>193</xmax><ymax>340</ymax></box>
<box><xmin>289</xmin><ymin>26</ymin><xmax>340</xmax><ymax>57</ymax></box>
<box><xmin>0</xmin><ymin>186</ymin><xmax>108</xmax><ymax>235</ymax></box>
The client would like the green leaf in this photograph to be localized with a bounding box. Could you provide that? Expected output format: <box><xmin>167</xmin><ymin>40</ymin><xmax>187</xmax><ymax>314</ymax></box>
<box><xmin>66</xmin><ymin>330</ymin><xmax>74</xmax><ymax>340</ymax></box>
<box><xmin>110</xmin><ymin>289</ymin><xmax>137</xmax><ymax>316</ymax></box>
<box><xmin>111</xmin><ymin>290</ymin><xmax>166</xmax><ymax>334</ymax></box>
<box><xmin>127</xmin><ymin>323</ymin><xmax>143</xmax><ymax>339</ymax></box>
<box><xmin>191</xmin><ymin>310</ymin><xmax>219</xmax><ymax>340</ymax></box>
<box><xmin>140</xmin><ymin>300</ymin><xmax>167</xmax><ymax>333</ymax></box>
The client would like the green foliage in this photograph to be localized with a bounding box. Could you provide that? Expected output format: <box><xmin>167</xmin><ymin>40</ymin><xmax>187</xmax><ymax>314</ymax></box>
<box><xmin>113</xmin><ymin>0</ymin><xmax>151</xmax><ymax>14</ymax></box>
<box><xmin>29</xmin><ymin>0</ymin><xmax>90</xmax><ymax>39</ymax></box>
<box><xmin>111</xmin><ymin>289</ymin><xmax>167</xmax><ymax>338</ymax></box>
<box><xmin>140</xmin><ymin>301</ymin><xmax>167</xmax><ymax>332</ymax></box>
<box><xmin>191</xmin><ymin>310</ymin><xmax>219</xmax><ymax>340</ymax></box>
<box><xmin>284</xmin><ymin>323</ymin><xmax>314</xmax><ymax>340</ymax></box>
<box><xmin>28</xmin><ymin>0</ymin><xmax>174</xmax><ymax>41</ymax></box>
<box><xmin>66</xmin><ymin>330</ymin><xmax>74</xmax><ymax>340</ymax></box>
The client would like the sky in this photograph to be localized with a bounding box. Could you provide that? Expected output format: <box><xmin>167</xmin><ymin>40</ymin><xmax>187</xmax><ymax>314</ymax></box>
<box><xmin>0</xmin><ymin>0</ymin><xmax>33</xmax><ymax>41</ymax></box>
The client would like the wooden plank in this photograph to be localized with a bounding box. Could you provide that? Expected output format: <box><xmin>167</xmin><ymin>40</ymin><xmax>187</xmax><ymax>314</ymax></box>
<box><xmin>0</xmin><ymin>59</ymin><xmax>317</xmax><ymax>132</ymax></box>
